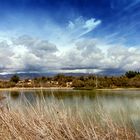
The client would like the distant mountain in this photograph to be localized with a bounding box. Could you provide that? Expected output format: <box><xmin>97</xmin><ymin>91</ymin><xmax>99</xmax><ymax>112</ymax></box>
<box><xmin>0</xmin><ymin>73</ymin><xmax>55</xmax><ymax>80</ymax></box>
<box><xmin>0</xmin><ymin>70</ymin><xmax>124</xmax><ymax>80</ymax></box>
<box><xmin>0</xmin><ymin>72</ymin><xmax>95</xmax><ymax>80</ymax></box>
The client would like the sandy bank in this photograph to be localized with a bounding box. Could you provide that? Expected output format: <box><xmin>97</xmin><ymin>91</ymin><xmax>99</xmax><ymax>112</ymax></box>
<box><xmin>96</xmin><ymin>88</ymin><xmax>140</xmax><ymax>91</ymax></box>
<box><xmin>0</xmin><ymin>87</ymin><xmax>74</xmax><ymax>91</ymax></box>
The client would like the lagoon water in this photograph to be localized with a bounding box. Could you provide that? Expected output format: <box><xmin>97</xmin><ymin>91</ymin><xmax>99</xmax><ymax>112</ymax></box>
<box><xmin>1</xmin><ymin>89</ymin><xmax>140</xmax><ymax>131</ymax></box>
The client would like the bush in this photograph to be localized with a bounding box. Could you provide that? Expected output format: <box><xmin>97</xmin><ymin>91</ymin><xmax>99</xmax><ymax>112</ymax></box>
<box><xmin>10</xmin><ymin>74</ymin><xmax>20</xmax><ymax>83</ymax></box>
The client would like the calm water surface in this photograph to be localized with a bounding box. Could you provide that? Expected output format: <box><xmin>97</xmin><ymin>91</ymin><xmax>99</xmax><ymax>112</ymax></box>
<box><xmin>1</xmin><ymin>89</ymin><xmax>140</xmax><ymax>130</ymax></box>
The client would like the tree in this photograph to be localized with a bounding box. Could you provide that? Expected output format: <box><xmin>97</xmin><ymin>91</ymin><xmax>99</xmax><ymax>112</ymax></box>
<box><xmin>10</xmin><ymin>74</ymin><xmax>20</xmax><ymax>83</ymax></box>
<box><xmin>72</xmin><ymin>79</ymin><xmax>84</xmax><ymax>87</ymax></box>
<box><xmin>125</xmin><ymin>71</ymin><xmax>139</xmax><ymax>78</ymax></box>
<box><xmin>53</xmin><ymin>74</ymin><xmax>65</xmax><ymax>81</ymax></box>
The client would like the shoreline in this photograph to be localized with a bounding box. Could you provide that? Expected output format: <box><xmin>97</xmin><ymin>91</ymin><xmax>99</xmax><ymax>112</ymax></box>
<box><xmin>96</xmin><ymin>88</ymin><xmax>140</xmax><ymax>91</ymax></box>
<box><xmin>0</xmin><ymin>87</ymin><xmax>140</xmax><ymax>91</ymax></box>
<box><xmin>0</xmin><ymin>87</ymin><xmax>74</xmax><ymax>91</ymax></box>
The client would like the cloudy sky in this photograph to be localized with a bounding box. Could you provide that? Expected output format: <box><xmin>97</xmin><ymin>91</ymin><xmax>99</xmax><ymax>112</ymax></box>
<box><xmin>0</xmin><ymin>0</ymin><xmax>140</xmax><ymax>75</ymax></box>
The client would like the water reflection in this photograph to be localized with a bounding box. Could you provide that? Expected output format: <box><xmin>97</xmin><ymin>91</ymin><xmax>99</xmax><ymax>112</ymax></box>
<box><xmin>1</xmin><ymin>89</ymin><xmax>140</xmax><ymax>128</ymax></box>
<box><xmin>10</xmin><ymin>91</ymin><xmax>20</xmax><ymax>99</ymax></box>
<box><xmin>6</xmin><ymin>89</ymin><xmax>140</xmax><ymax>105</ymax></box>
<box><xmin>9</xmin><ymin>89</ymin><xmax>97</xmax><ymax>101</ymax></box>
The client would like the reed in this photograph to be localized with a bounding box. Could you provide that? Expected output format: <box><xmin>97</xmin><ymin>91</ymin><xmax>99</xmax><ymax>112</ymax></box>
<box><xmin>0</xmin><ymin>97</ymin><xmax>139</xmax><ymax>140</ymax></box>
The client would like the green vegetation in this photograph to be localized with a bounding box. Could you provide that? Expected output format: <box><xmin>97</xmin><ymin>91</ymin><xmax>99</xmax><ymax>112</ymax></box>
<box><xmin>0</xmin><ymin>71</ymin><xmax>140</xmax><ymax>89</ymax></box>
<box><xmin>10</xmin><ymin>74</ymin><xmax>20</xmax><ymax>83</ymax></box>
<box><xmin>125</xmin><ymin>71</ymin><xmax>140</xmax><ymax>78</ymax></box>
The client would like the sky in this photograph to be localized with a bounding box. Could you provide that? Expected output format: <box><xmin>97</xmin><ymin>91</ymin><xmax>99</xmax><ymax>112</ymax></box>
<box><xmin>0</xmin><ymin>0</ymin><xmax>140</xmax><ymax>75</ymax></box>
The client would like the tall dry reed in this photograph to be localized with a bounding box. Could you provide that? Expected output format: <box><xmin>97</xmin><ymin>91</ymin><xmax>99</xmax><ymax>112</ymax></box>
<box><xmin>0</xmin><ymin>96</ymin><xmax>139</xmax><ymax>140</ymax></box>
